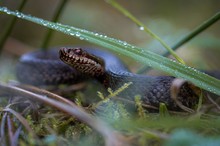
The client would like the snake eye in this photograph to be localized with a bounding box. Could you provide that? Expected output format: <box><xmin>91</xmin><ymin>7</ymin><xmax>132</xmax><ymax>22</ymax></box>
<box><xmin>74</xmin><ymin>48</ymin><xmax>83</xmax><ymax>55</ymax></box>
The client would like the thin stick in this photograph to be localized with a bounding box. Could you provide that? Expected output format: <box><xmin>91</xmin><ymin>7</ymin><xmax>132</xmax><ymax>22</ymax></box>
<box><xmin>12</xmin><ymin>82</ymin><xmax>77</xmax><ymax>107</ymax></box>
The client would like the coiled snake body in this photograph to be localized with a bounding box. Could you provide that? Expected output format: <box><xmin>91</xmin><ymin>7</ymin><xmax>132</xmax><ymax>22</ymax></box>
<box><xmin>17</xmin><ymin>47</ymin><xmax>204</xmax><ymax>110</ymax></box>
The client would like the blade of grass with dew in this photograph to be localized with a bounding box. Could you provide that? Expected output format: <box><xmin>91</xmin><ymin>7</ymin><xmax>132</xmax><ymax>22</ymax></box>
<box><xmin>0</xmin><ymin>7</ymin><xmax>220</xmax><ymax>96</ymax></box>
<box><xmin>137</xmin><ymin>12</ymin><xmax>220</xmax><ymax>73</ymax></box>
<box><xmin>105</xmin><ymin>0</ymin><xmax>185</xmax><ymax>64</ymax></box>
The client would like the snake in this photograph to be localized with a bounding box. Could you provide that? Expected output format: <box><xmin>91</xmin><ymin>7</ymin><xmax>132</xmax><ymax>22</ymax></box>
<box><xmin>16</xmin><ymin>47</ymin><xmax>218</xmax><ymax>111</ymax></box>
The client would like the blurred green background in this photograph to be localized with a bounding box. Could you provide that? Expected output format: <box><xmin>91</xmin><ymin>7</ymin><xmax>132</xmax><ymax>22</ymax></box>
<box><xmin>0</xmin><ymin>0</ymin><xmax>220</xmax><ymax>79</ymax></box>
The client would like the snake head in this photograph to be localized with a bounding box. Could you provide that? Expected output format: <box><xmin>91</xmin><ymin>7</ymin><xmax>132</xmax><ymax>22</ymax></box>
<box><xmin>59</xmin><ymin>47</ymin><xmax>105</xmax><ymax>77</ymax></box>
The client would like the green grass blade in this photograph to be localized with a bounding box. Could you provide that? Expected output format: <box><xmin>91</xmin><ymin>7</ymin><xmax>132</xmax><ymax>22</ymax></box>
<box><xmin>137</xmin><ymin>11</ymin><xmax>220</xmax><ymax>73</ymax></box>
<box><xmin>106</xmin><ymin>0</ymin><xmax>185</xmax><ymax>64</ymax></box>
<box><xmin>0</xmin><ymin>7</ymin><xmax>220</xmax><ymax>95</ymax></box>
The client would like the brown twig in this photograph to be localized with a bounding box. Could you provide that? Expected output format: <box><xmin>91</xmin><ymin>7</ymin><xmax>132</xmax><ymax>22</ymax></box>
<box><xmin>10</xmin><ymin>82</ymin><xmax>78</xmax><ymax>107</ymax></box>
<box><xmin>0</xmin><ymin>82</ymin><xmax>129</xmax><ymax>146</ymax></box>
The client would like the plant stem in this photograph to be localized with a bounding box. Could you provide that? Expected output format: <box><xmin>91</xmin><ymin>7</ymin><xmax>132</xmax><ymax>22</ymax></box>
<box><xmin>171</xmin><ymin>12</ymin><xmax>220</xmax><ymax>51</ymax></box>
<box><xmin>0</xmin><ymin>0</ymin><xmax>27</xmax><ymax>54</ymax></box>
<box><xmin>41</xmin><ymin>0</ymin><xmax>68</xmax><ymax>50</ymax></box>
<box><xmin>106</xmin><ymin>0</ymin><xmax>185</xmax><ymax>64</ymax></box>
<box><xmin>137</xmin><ymin>11</ymin><xmax>220</xmax><ymax>74</ymax></box>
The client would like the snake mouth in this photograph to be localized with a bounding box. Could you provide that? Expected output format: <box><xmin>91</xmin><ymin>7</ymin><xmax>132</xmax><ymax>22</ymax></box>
<box><xmin>59</xmin><ymin>47</ymin><xmax>105</xmax><ymax>76</ymax></box>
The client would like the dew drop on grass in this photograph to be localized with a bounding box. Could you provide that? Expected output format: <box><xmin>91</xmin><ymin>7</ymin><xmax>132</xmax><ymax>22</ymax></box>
<box><xmin>140</xmin><ymin>49</ymin><xmax>145</xmax><ymax>53</ymax></box>
<box><xmin>42</xmin><ymin>22</ymin><xmax>48</xmax><ymax>26</ymax></box>
<box><xmin>2</xmin><ymin>7</ymin><xmax>12</xmax><ymax>14</ymax></box>
<box><xmin>123</xmin><ymin>42</ymin><xmax>127</xmax><ymax>45</ymax></box>
<box><xmin>79</xmin><ymin>37</ymin><xmax>84</xmax><ymax>40</ymax></box>
<box><xmin>70</xmin><ymin>32</ymin><xmax>75</xmax><ymax>36</ymax></box>
<box><xmin>15</xmin><ymin>11</ymin><xmax>22</xmax><ymax>18</ymax></box>
<box><xmin>93</xmin><ymin>32</ymin><xmax>105</xmax><ymax>38</ymax></box>
<box><xmin>75</xmin><ymin>32</ymin><xmax>81</xmax><ymax>37</ymax></box>
<box><xmin>0</xmin><ymin>7</ymin><xmax>7</xmax><ymax>12</ymax></box>
<box><xmin>139</xmin><ymin>26</ymin><xmax>144</xmax><ymax>30</ymax></box>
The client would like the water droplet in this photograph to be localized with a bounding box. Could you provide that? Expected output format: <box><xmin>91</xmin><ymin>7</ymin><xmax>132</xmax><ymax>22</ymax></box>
<box><xmin>140</xmin><ymin>49</ymin><xmax>145</xmax><ymax>53</ymax></box>
<box><xmin>6</xmin><ymin>9</ymin><xmax>12</xmax><ymax>14</ymax></box>
<box><xmin>0</xmin><ymin>7</ymin><xmax>8</xmax><ymax>12</ymax></box>
<box><xmin>42</xmin><ymin>22</ymin><xmax>47</xmax><ymax>26</ymax></box>
<box><xmin>79</xmin><ymin>37</ymin><xmax>84</xmax><ymax>40</ymax></box>
<box><xmin>70</xmin><ymin>32</ymin><xmax>75</xmax><ymax>36</ymax></box>
<box><xmin>139</xmin><ymin>26</ymin><xmax>144</xmax><ymax>30</ymax></box>
<box><xmin>75</xmin><ymin>32</ymin><xmax>81</xmax><ymax>37</ymax></box>
<box><xmin>15</xmin><ymin>11</ymin><xmax>21</xmax><ymax>18</ymax></box>
<box><xmin>123</xmin><ymin>42</ymin><xmax>127</xmax><ymax>45</ymax></box>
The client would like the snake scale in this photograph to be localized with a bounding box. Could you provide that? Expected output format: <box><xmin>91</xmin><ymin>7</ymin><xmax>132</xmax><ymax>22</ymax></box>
<box><xmin>16</xmin><ymin>47</ymin><xmax>218</xmax><ymax>110</ymax></box>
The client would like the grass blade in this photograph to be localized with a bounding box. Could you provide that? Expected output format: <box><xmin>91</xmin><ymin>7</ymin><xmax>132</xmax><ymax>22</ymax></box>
<box><xmin>0</xmin><ymin>7</ymin><xmax>220</xmax><ymax>95</ymax></box>
<box><xmin>106</xmin><ymin>0</ymin><xmax>185</xmax><ymax>64</ymax></box>
<box><xmin>138</xmin><ymin>11</ymin><xmax>220</xmax><ymax>73</ymax></box>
